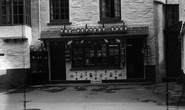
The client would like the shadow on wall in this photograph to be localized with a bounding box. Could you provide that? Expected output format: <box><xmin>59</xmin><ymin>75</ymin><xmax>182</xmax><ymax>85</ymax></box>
<box><xmin>0</xmin><ymin>69</ymin><xmax>31</xmax><ymax>89</ymax></box>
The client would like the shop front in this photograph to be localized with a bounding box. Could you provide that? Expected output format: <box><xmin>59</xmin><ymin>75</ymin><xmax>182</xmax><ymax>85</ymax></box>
<box><xmin>31</xmin><ymin>25</ymin><xmax>153</xmax><ymax>84</ymax></box>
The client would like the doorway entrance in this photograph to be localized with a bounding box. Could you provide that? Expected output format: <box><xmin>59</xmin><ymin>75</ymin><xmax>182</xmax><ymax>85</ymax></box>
<box><xmin>126</xmin><ymin>38</ymin><xmax>145</xmax><ymax>79</ymax></box>
<box><xmin>50</xmin><ymin>41</ymin><xmax>66</xmax><ymax>81</ymax></box>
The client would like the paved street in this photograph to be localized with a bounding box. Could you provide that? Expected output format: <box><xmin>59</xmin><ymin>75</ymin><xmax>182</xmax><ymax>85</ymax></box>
<box><xmin>0</xmin><ymin>83</ymin><xmax>184</xmax><ymax>110</ymax></box>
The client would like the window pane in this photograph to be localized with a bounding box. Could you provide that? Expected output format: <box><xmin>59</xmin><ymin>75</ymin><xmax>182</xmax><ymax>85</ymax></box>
<box><xmin>65</xmin><ymin>8</ymin><xmax>69</xmax><ymax>13</ymax></box>
<box><xmin>60</xmin><ymin>15</ymin><xmax>64</xmax><ymax>19</ymax></box>
<box><xmin>50</xmin><ymin>0</ymin><xmax>69</xmax><ymax>21</ymax></box>
<box><xmin>64</xmin><ymin>14</ymin><xmax>69</xmax><ymax>19</ymax></box>
<box><xmin>108</xmin><ymin>39</ymin><xmax>120</xmax><ymax>66</ymax></box>
<box><xmin>13</xmin><ymin>15</ymin><xmax>18</xmax><ymax>24</ymax></box>
<box><xmin>84</xmin><ymin>40</ymin><xmax>95</xmax><ymax>66</ymax></box>
<box><xmin>106</xmin><ymin>0</ymin><xmax>110</xmax><ymax>5</ymax></box>
<box><xmin>2</xmin><ymin>0</ymin><xmax>7</xmax><ymax>5</ymax></box>
<box><xmin>61</xmin><ymin>8</ymin><xmax>64</xmax><ymax>13</ymax></box>
<box><xmin>18</xmin><ymin>5</ymin><xmax>23</xmax><ymax>14</ymax></box>
<box><xmin>115</xmin><ymin>0</ymin><xmax>118</xmax><ymax>4</ymax></box>
<box><xmin>65</xmin><ymin>2</ymin><xmax>68</xmax><ymax>7</ymax></box>
<box><xmin>18</xmin><ymin>0</ymin><xmax>23</xmax><ymax>4</ymax></box>
<box><xmin>61</xmin><ymin>1</ymin><xmax>64</xmax><ymax>7</ymax></box>
<box><xmin>2</xmin><ymin>6</ymin><xmax>11</xmax><ymax>15</ymax></box>
<box><xmin>106</xmin><ymin>12</ymin><xmax>110</xmax><ymax>17</ymax></box>
<box><xmin>13</xmin><ymin>6</ymin><xmax>18</xmax><ymax>14</ymax></box>
<box><xmin>53</xmin><ymin>9</ymin><xmax>59</xmax><ymax>14</ymax></box>
<box><xmin>101</xmin><ymin>0</ymin><xmax>121</xmax><ymax>20</ymax></box>
<box><xmin>72</xmin><ymin>40</ymin><xmax>84</xmax><ymax>67</ymax></box>
<box><xmin>2</xmin><ymin>16</ymin><xmax>11</xmax><ymax>24</ymax></box>
<box><xmin>97</xmin><ymin>40</ymin><xmax>107</xmax><ymax>66</ymax></box>
<box><xmin>6</xmin><ymin>0</ymin><xmax>12</xmax><ymax>5</ymax></box>
<box><xmin>13</xmin><ymin>0</ymin><xmax>18</xmax><ymax>5</ymax></box>
<box><xmin>53</xmin><ymin>14</ymin><xmax>59</xmax><ymax>19</ymax></box>
<box><xmin>25</xmin><ymin>6</ymin><xmax>28</xmax><ymax>14</ymax></box>
<box><xmin>19</xmin><ymin>15</ymin><xmax>23</xmax><ymax>23</ymax></box>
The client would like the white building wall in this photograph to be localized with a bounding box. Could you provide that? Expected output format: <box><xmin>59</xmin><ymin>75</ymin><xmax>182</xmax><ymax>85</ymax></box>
<box><xmin>153</xmin><ymin>2</ymin><xmax>166</xmax><ymax>82</ymax></box>
<box><xmin>0</xmin><ymin>25</ymin><xmax>31</xmax><ymax>75</ymax></box>
<box><xmin>179</xmin><ymin>0</ymin><xmax>185</xmax><ymax>73</ymax></box>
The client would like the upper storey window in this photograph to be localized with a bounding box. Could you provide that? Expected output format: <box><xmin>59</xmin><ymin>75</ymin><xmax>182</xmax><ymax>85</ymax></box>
<box><xmin>166</xmin><ymin>5</ymin><xmax>179</xmax><ymax>27</ymax></box>
<box><xmin>50</xmin><ymin>0</ymin><xmax>69</xmax><ymax>23</ymax></box>
<box><xmin>100</xmin><ymin>0</ymin><xmax>121</xmax><ymax>22</ymax></box>
<box><xmin>0</xmin><ymin>0</ymin><xmax>31</xmax><ymax>26</ymax></box>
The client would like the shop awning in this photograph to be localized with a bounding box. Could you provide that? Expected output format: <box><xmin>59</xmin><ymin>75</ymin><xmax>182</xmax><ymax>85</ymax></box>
<box><xmin>40</xmin><ymin>26</ymin><xmax>148</xmax><ymax>40</ymax></box>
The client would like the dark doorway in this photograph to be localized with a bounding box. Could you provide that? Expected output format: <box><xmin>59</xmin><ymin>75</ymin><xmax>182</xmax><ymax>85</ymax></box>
<box><xmin>126</xmin><ymin>38</ymin><xmax>145</xmax><ymax>79</ymax></box>
<box><xmin>167</xmin><ymin>32</ymin><xmax>181</xmax><ymax>77</ymax></box>
<box><xmin>165</xmin><ymin>22</ymin><xmax>182</xmax><ymax>79</ymax></box>
<box><xmin>50</xmin><ymin>41</ymin><xmax>66</xmax><ymax>81</ymax></box>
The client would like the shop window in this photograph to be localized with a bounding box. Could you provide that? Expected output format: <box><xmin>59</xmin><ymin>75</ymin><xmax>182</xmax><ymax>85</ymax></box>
<box><xmin>100</xmin><ymin>0</ymin><xmax>121</xmax><ymax>22</ymax></box>
<box><xmin>50</xmin><ymin>0</ymin><xmax>69</xmax><ymax>23</ymax></box>
<box><xmin>108</xmin><ymin>39</ymin><xmax>120</xmax><ymax>66</ymax></box>
<box><xmin>72</xmin><ymin>40</ymin><xmax>83</xmax><ymax>67</ymax></box>
<box><xmin>97</xmin><ymin>40</ymin><xmax>107</xmax><ymax>66</ymax></box>
<box><xmin>85</xmin><ymin>40</ymin><xmax>96</xmax><ymax>66</ymax></box>
<box><xmin>166</xmin><ymin>5</ymin><xmax>179</xmax><ymax>27</ymax></box>
<box><xmin>72</xmin><ymin>39</ymin><xmax>120</xmax><ymax>67</ymax></box>
<box><xmin>0</xmin><ymin>0</ymin><xmax>31</xmax><ymax>26</ymax></box>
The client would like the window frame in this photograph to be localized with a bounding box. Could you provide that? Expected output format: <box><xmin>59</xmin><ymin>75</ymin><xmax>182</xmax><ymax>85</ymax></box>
<box><xmin>0</xmin><ymin>0</ymin><xmax>31</xmax><ymax>26</ymax></box>
<box><xmin>72</xmin><ymin>39</ymin><xmax>121</xmax><ymax>68</ymax></box>
<box><xmin>99</xmin><ymin>0</ymin><xmax>121</xmax><ymax>22</ymax></box>
<box><xmin>49</xmin><ymin>0</ymin><xmax>69</xmax><ymax>23</ymax></box>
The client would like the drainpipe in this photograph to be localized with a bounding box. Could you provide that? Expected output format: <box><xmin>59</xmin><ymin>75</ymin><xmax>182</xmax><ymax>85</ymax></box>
<box><xmin>165</xmin><ymin>0</ymin><xmax>169</xmax><ymax>110</ymax></box>
<box><xmin>38</xmin><ymin>0</ymin><xmax>41</xmax><ymax>39</ymax></box>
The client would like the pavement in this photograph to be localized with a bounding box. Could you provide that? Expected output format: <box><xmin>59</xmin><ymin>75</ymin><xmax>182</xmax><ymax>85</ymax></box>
<box><xmin>0</xmin><ymin>82</ymin><xmax>185</xmax><ymax>110</ymax></box>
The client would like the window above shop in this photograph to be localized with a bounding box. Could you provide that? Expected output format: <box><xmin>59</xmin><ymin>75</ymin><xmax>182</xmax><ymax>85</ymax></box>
<box><xmin>0</xmin><ymin>0</ymin><xmax>31</xmax><ymax>26</ymax></box>
<box><xmin>49</xmin><ymin>0</ymin><xmax>69</xmax><ymax>24</ymax></box>
<box><xmin>72</xmin><ymin>39</ymin><xmax>121</xmax><ymax>68</ymax></box>
<box><xmin>166</xmin><ymin>4</ymin><xmax>179</xmax><ymax>27</ymax></box>
<box><xmin>99</xmin><ymin>0</ymin><xmax>122</xmax><ymax>23</ymax></box>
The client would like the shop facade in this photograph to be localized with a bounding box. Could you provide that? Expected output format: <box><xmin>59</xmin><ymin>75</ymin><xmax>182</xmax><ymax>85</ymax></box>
<box><xmin>30</xmin><ymin>25</ymin><xmax>155</xmax><ymax>84</ymax></box>
<box><xmin>30</xmin><ymin>0</ymin><xmax>160</xmax><ymax>84</ymax></box>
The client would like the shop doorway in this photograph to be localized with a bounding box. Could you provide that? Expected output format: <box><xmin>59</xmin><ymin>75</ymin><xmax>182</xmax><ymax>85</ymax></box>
<box><xmin>126</xmin><ymin>38</ymin><xmax>145</xmax><ymax>79</ymax></box>
<box><xmin>50</xmin><ymin>41</ymin><xmax>66</xmax><ymax>81</ymax></box>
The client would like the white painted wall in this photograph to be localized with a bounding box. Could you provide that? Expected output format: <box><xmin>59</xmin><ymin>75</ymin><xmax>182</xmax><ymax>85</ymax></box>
<box><xmin>0</xmin><ymin>25</ymin><xmax>31</xmax><ymax>74</ymax></box>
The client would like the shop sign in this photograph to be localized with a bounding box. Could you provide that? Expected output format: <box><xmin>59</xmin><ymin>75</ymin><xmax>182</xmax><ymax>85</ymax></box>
<box><xmin>60</xmin><ymin>23</ymin><xmax>127</xmax><ymax>36</ymax></box>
